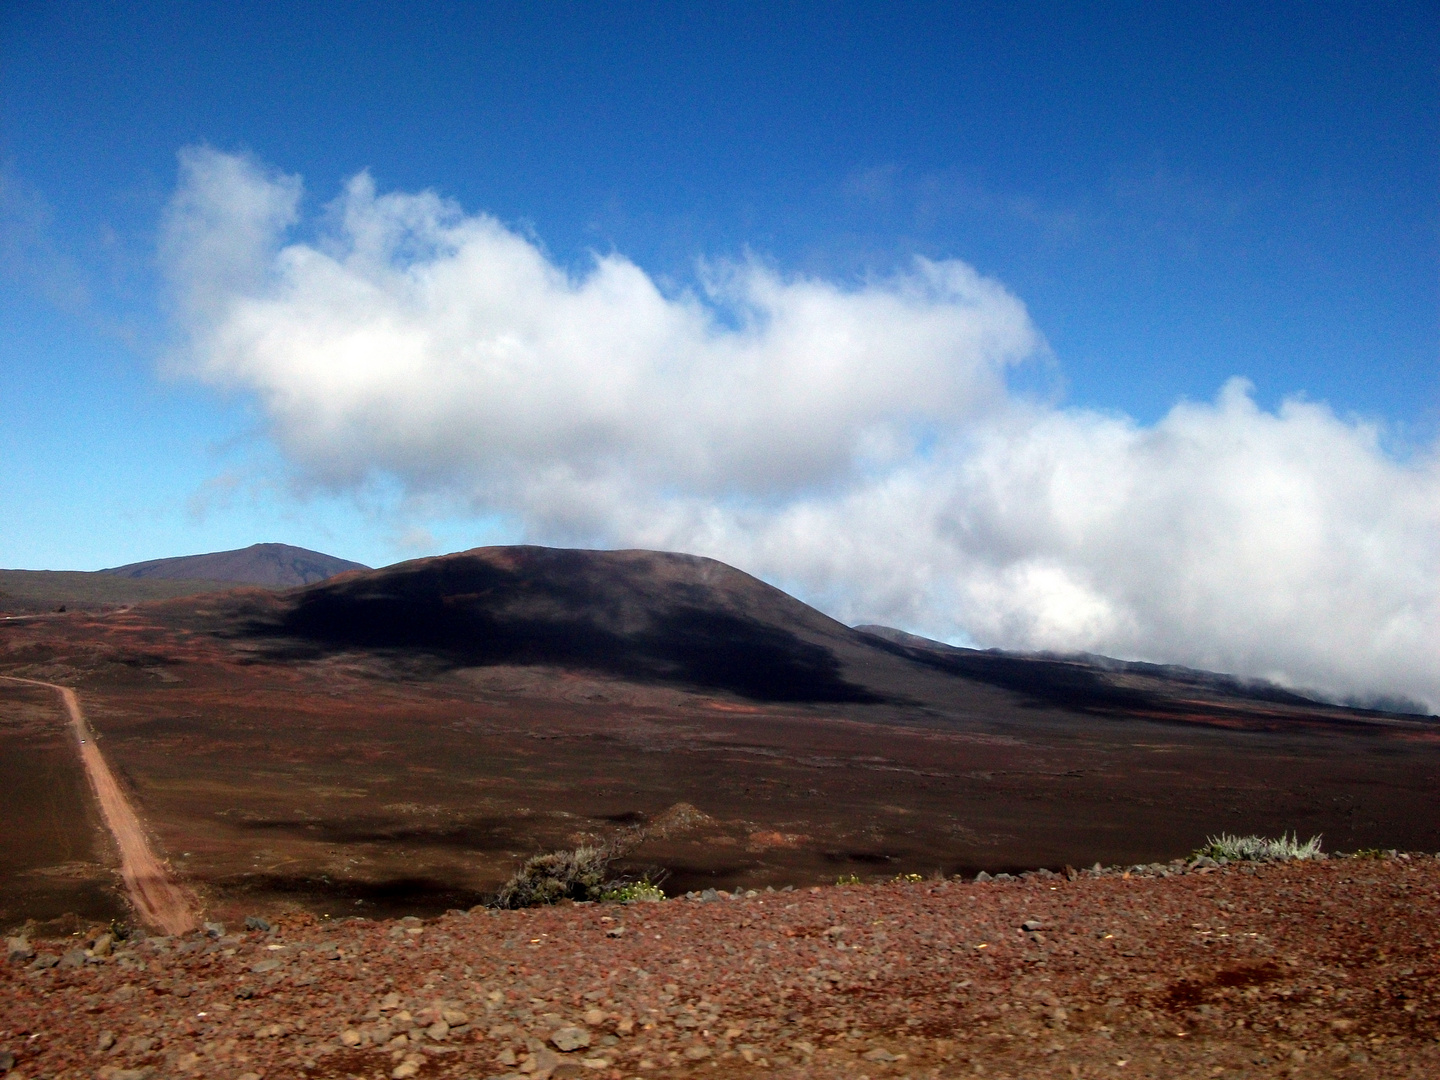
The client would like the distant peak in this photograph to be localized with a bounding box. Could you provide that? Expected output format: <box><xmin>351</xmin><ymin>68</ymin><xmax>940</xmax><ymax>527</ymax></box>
<box><xmin>99</xmin><ymin>543</ymin><xmax>369</xmax><ymax>588</ymax></box>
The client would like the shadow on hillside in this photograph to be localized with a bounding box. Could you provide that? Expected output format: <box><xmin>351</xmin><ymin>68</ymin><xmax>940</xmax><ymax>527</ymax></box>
<box><xmin>233</xmin><ymin>554</ymin><xmax>881</xmax><ymax>704</ymax></box>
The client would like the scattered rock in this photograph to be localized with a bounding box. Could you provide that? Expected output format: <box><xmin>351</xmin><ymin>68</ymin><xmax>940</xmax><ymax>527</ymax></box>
<box><xmin>863</xmin><ymin>1047</ymin><xmax>902</xmax><ymax>1062</ymax></box>
<box><xmin>1021</xmin><ymin>919</ymin><xmax>1044</xmax><ymax>932</ymax></box>
<box><xmin>0</xmin><ymin>1051</ymin><xmax>13</xmax><ymax>1073</ymax></box>
<box><xmin>5</xmin><ymin>937</ymin><xmax>33</xmax><ymax>963</ymax></box>
<box><xmin>91</xmin><ymin>932</ymin><xmax>114</xmax><ymax>957</ymax></box>
<box><xmin>244</xmin><ymin>915</ymin><xmax>272</xmax><ymax>932</ymax></box>
<box><xmin>56</xmin><ymin>947</ymin><xmax>86</xmax><ymax>969</ymax></box>
<box><xmin>97</xmin><ymin>1030</ymin><xmax>116</xmax><ymax>1051</ymax></box>
<box><xmin>202</xmin><ymin>921</ymin><xmax>225</xmax><ymax>938</ymax></box>
<box><xmin>974</xmin><ymin>871</ymin><xmax>993</xmax><ymax>882</ymax></box>
<box><xmin>551</xmin><ymin>1025</ymin><xmax>592</xmax><ymax>1052</ymax></box>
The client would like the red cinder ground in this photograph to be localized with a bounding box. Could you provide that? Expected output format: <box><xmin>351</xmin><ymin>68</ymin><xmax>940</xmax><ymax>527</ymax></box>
<box><xmin>3</xmin><ymin>857</ymin><xmax>1437</xmax><ymax>1080</ymax></box>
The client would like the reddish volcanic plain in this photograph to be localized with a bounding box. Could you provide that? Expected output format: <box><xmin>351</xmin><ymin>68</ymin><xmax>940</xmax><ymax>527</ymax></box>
<box><xmin>2</xmin><ymin>546</ymin><xmax>1438</xmax><ymax>1078</ymax></box>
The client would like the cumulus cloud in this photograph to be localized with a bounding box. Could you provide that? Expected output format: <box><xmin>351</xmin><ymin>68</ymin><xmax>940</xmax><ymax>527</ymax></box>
<box><xmin>161</xmin><ymin>148</ymin><xmax>1440</xmax><ymax>711</ymax></box>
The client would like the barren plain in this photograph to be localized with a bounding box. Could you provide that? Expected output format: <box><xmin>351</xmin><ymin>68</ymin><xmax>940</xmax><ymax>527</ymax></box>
<box><xmin>1</xmin><ymin>545</ymin><xmax>1437</xmax><ymax>1077</ymax></box>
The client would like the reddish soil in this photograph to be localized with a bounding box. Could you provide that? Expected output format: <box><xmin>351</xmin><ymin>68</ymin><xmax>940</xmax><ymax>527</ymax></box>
<box><xmin>3</xmin><ymin>857</ymin><xmax>1437</xmax><ymax>1080</ymax></box>
<box><xmin>0</xmin><ymin>678</ymin><xmax>196</xmax><ymax>936</ymax></box>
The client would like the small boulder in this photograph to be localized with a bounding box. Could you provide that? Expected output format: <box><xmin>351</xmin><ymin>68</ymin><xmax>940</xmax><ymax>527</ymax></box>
<box><xmin>243</xmin><ymin>916</ymin><xmax>271</xmax><ymax>932</ymax></box>
<box><xmin>551</xmin><ymin>1025</ymin><xmax>592</xmax><ymax>1052</ymax></box>
<box><xmin>1021</xmin><ymin>919</ymin><xmax>1043</xmax><ymax>932</ymax></box>
<box><xmin>974</xmin><ymin>871</ymin><xmax>993</xmax><ymax>883</ymax></box>
<box><xmin>57</xmin><ymin>948</ymin><xmax>86</xmax><ymax>969</ymax></box>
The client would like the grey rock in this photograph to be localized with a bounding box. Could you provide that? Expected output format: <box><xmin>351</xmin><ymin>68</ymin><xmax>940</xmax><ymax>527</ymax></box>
<box><xmin>244</xmin><ymin>916</ymin><xmax>271</xmax><ymax>932</ymax></box>
<box><xmin>251</xmin><ymin>959</ymin><xmax>283</xmax><ymax>973</ymax></box>
<box><xmin>550</xmin><ymin>1025</ymin><xmax>592</xmax><ymax>1052</ymax></box>
<box><xmin>993</xmin><ymin>873</ymin><xmax>1016</xmax><ymax>882</ymax></box>
<box><xmin>0</xmin><ymin>1050</ymin><xmax>13</xmax><ymax>1072</ymax></box>
<box><xmin>57</xmin><ymin>948</ymin><xmax>86</xmax><ymax>969</ymax></box>
<box><xmin>30</xmin><ymin>954</ymin><xmax>58</xmax><ymax>970</ymax></box>
<box><xmin>700</xmin><ymin>888</ymin><xmax>721</xmax><ymax>902</ymax></box>
<box><xmin>91</xmin><ymin>932</ymin><xmax>114</xmax><ymax>957</ymax></box>
<box><xmin>1021</xmin><ymin>919</ymin><xmax>1044</xmax><ymax>932</ymax></box>
<box><xmin>202</xmin><ymin>921</ymin><xmax>225</xmax><ymax>938</ymax></box>
<box><xmin>863</xmin><ymin>1048</ymin><xmax>901</xmax><ymax>1062</ymax></box>
<box><xmin>973</xmin><ymin>871</ymin><xmax>993</xmax><ymax>883</ymax></box>
<box><xmin>97</xmin><ymin>1030</ymin><xmax>116</xmax><ymax>1051</ymax></box>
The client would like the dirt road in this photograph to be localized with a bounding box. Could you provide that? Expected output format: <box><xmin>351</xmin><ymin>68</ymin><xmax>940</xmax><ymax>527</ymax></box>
<box><xmin>0</xmin><ymin>676</ymin><xmax>195</xmax><ymax>935</ymax></box>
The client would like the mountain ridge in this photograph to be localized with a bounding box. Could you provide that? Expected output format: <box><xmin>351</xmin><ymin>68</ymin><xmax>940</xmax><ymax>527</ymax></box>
<box><xmin>100</xmin><ymin>542</ymin><xmax>367</xmax><ymax>588</ymax></box>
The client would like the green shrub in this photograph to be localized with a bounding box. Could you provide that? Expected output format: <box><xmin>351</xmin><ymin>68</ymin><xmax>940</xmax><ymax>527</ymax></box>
<box><xmin>1194</xmin><ymin>832</ymin><xmax>1323</xmax><ymax>863</ymax></box>
<box><xmin>598</xmin><ymin>877</ymin><xmax>666</xmax><ymax>903</ymax></box>
<box><xmin>1348</xmin><ymin>848</ymin><xmax>1390</xmax><ymax>860</ymax></box>
<box><xmin>835</xmin><ymin>873</ymin><xmax>862</xmax><ymax>886</ymax></box>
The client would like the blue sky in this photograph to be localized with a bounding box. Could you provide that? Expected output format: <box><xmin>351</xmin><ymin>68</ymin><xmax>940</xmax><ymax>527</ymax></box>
<box><xmin>2</xmin><ymin>2</ymin><xmax>1438</xmax><ymax>704</ymax></box>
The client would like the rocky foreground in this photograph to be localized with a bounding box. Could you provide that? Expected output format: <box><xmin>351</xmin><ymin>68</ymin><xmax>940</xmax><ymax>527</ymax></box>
<box><xmin>2</xmin><ymin>856</ymin><xmax>1438</xmax><ymax>1080</ymax></box>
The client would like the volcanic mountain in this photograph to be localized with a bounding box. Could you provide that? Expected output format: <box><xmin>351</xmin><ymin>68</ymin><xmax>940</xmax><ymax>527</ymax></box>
<box><xmin>4</xmin><ymin>544</ymin><xmax>1440</xmax><ymax>929</ymax></box>
<box><xmin>100</xmin><ymin>541</ymin><xmax>367</xmax><ymax>587</ymax></box>
<box><xmin>205</xmin><ymin>545</ymin><xmax>1429</xmax><ymax>725</ymax></box>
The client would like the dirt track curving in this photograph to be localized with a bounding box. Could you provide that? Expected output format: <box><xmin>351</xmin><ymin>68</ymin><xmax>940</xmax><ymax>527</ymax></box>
<box><xmin>0</xmin><ymin>676</ymin><xmax>195</xmax><ymax>935</ymax></box>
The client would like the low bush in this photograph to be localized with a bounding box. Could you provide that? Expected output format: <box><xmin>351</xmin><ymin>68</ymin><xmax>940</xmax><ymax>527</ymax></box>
<box><xmin>598</xmin><ymin>876</ymin><xmax>666</xmax><ymax>903</ymax></box>
<box><xmin>1195</xmin><ymin>832</ymin><xmax>1323</xmax><ymax>863</ymax></box>
<box><xmin>492</xmin><ymin>845</ymin><xmax>613</xmax><ymax>909</ymax></box>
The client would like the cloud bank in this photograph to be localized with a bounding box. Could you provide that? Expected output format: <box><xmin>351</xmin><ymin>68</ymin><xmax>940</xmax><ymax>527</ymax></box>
<box><xmin>162</xmin><ymin>148</ymin><xmax>1440</xmax><ymax>711</ymax></box>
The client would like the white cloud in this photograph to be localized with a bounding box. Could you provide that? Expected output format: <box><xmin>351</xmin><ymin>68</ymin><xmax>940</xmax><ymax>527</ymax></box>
<box><xmin>162</xmin><ymin>148</ymin><xmax>1440</xmax><ymax>711</ymax></box>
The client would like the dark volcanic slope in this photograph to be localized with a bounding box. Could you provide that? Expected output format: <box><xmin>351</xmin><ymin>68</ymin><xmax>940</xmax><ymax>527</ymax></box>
<box><xmin>100</xmin><ymin>542</ymin><xmax>368</xmax><ymax>587</ymax></box>
<box><xmin>854</xmin><ymin>624</ymin><xmax>1437</xmax><ymax>727</ymax></box>
<box><xmin>239</xmin><ymin>546</ymin><xmax>883</xmax><ymax>703</ymax></box>
<box><xmin>222</xmin><ymin>546</ymin><xmax>1433</xmax><ymax>728</ymax></box>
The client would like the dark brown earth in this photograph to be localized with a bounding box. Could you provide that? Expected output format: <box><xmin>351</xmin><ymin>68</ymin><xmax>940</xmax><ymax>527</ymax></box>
<box><xmin>3</xmin><ymin>856</ymin><xmax>1437</xmax><ymax>1080</ymax></box>
<box><xmin>1</xmin><ymin>546</ymin><xmax>1438</xmax><ymax>931</ymax></box>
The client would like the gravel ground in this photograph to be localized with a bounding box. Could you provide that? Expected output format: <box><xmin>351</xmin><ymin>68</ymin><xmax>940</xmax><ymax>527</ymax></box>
<box><xmin>3</xmin><ymin>855</ymin><xmax>1438</xmax><ymax>1080</ymax></box>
